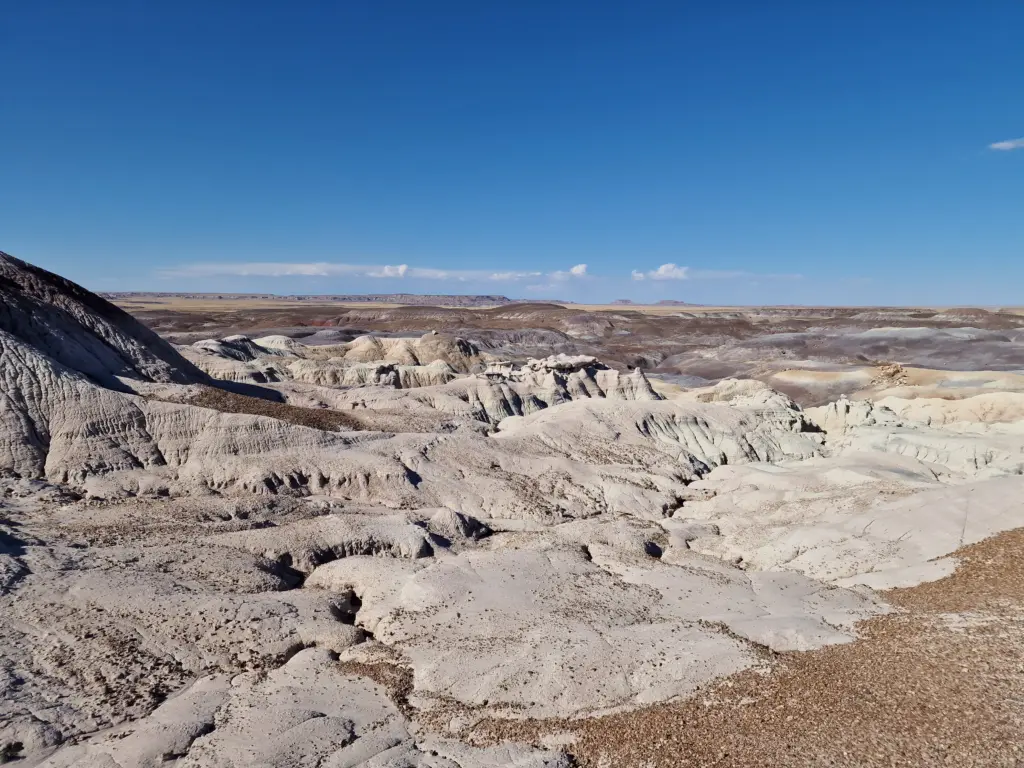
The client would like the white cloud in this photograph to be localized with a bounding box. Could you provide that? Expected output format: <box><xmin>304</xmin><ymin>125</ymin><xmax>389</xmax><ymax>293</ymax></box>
<box><xmin>651</xmin><ymin>263</ymin><xmax>689</xmax><ymax>280</ymax></box>
<box><xmin>631</xmin><ymin>264</ymin><xmax>802</xmax><ymax>282</ymax></box>
<box><xmin>487</xmin><ymin>270</ymin><xmax>543</xmax><ymax>281</ymax></box>
<box><xmin>158</xmin><ymin>262</ymin><xmax>392</xmax><ymax>278</ymax></box>
<box><xmin>547</xmin><ymin>263</ymin><xmax>590</xmax><ymax>282</ymax></box>
<box><xmin>159</xmin><ymin>261</ymin><xmax>577</xmax><ymax>284</ymax></box>
<box><xmin>366</xmin><ymin>264</ymin><xmax>409</xmax><ymax>278</ymax></box>
<box><xmin>990</xmin><ymin>137</ymin><xmax>1024</xmax><ymax>151</ymax></box>
<box><xmin>632</xmin><ymin>263</ymin><xmax>689</xmax><ymax>281</ymax></box>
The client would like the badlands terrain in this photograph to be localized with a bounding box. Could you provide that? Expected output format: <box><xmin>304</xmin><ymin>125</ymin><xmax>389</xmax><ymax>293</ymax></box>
<box><xmin>2</xmin><ymin>251</ymin><xmax>1024</xmax><ymax>767</ymax></box>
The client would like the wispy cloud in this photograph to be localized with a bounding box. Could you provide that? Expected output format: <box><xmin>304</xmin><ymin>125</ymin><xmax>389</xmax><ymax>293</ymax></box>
<box><xmin>158</xmin><ymin>261</ymin><xmax>584</xmax><ymax>284</ymax></box>
<box><xmin>549</xmin><ymin>263</ymin><xmax>588</xmax><ymax>281</ymax></box>
<box><xmin>483</xmin><ymin>270</ymin><xmax>542</xmax><ymax>281</ymax></box>
<box><xmin>631</xmin><ymin>264</ymin><xmax>802</xmax><ymax>282</ymax></box>
<box><xmin>366</xmin><ymin>264</ymin><xmax>409</xmax><ymax>278</ymax></box>
<box><xmin>631</xmin><ymin>263</ymin><xmax>689</xmax><ymax>281</ymax></box>
<box><xmin>157</xmin><ymin>262</ymin><xmax>389</xmax><ymax>278</ymax></box>
<box><xmin>521</xmin><ymin>264</ymin><xmax>590</xmax><ymax>294</ymax></box>
<box><xmin>690</xmin><ymin>269</ymin><xmax>803</xmax><ymax>281</ymax></box>
<box><xmin>989</xmin><ymin>137</ymin><xmax>1024</xmax><ymax>151</ymax></box>
<box><xmin>161</xmin><ymin>260</ymin><xmax>801</xmax><ymax>289</ymax></box>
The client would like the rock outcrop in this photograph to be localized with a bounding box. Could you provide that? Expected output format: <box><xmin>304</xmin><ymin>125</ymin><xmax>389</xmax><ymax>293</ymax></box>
<box><xmin>176</xmin><ymin>331</ymin><xmax>481</xmax><ymax>388</ymax></box>
<box><xmin>0</xmin><ymin>252</ymin><xmax>206</xmax><ymax>387</ymax></box>
<box><xmin>343</xmin><ymin>331</ymin><xmax>484</xmax><ymax>371</ymax></box>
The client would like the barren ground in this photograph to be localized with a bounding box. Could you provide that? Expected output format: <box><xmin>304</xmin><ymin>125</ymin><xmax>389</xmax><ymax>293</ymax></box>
<box><xmin>3</xmin><ymin>256</ymin><xmax>1024</xmax><ymax>768</ymax></box>
<box><xmin>120</xmin><ymin>296</ymin><xmax>1024</xmax><ymax>766</ymax></box>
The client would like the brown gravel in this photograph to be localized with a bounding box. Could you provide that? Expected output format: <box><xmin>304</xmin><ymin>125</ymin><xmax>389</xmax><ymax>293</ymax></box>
<box><xmin>170</xmin><ymin>385</ymin><xmax>470</xmax><ymax>434</ymax></box>
<box><xmin>337</xmin><ymin>658</ymin><xmax>416</xmax><ymax>717</ymax></box>
<box><xmin>185</xmin><ymin>386</ymin><xmax>367</xmax><ymax>431</ymax></box>
<box><xmin>451</xmin><ymin>530</ymin><xmax>1024</xmax><ymax>767</ymax></box>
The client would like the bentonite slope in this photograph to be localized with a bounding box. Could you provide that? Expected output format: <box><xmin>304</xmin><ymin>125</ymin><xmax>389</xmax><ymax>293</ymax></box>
<box><xmin>0</xmin><ymin>252</ymin><xmax>207</xmax><ymax>387</ymax></box>
<box><xmin>3</xmin><ymin>255</ymin><xmax>1024</xmax><ymax>766</ymax></box>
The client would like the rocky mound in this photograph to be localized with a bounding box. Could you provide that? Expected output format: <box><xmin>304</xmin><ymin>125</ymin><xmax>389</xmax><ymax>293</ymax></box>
<box><xmin>0</xmin><ymin>252</ymin><xmax>206</xmax><ymax>386</ymax></box>
<box><xmin>343</xmin><ymin>331</ymin><xmax>483</xmax><ymax>371</ymax></box>
<box><xmin>177</xmin><ymin>330</ymin><xmax>484</xmax><ymax>387</ymax></box>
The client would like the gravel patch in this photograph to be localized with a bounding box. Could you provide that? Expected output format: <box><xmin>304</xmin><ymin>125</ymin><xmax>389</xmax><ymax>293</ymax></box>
<box><xmin>185</xmin><ymin>385</ymin><xmax>367</xmax><ymax>431</ymax></box>
<box><xmin>454</xmin><ymin>530</ymin><xmax>1024</xmax><ymax>767</ymax></box>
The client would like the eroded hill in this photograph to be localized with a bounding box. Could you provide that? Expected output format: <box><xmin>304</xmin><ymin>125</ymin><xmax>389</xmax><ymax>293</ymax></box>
<box><xmin>2</xmin><ymin>255</ymin><xmax>1024</xmax><ymax>767</ymax></box>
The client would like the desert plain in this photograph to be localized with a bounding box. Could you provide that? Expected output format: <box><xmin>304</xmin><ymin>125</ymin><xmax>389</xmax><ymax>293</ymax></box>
<box><xmin>3</xmin><ymin>251</ymin><xmax>1024</xmax><ymax>766</ymax></box>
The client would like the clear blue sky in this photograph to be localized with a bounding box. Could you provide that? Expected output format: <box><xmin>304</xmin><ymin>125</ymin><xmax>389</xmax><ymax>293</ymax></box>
<box><xmin>2</xmin><ymin>2</ymin><xmax>1022</xmax><ymax>304</ymax></box>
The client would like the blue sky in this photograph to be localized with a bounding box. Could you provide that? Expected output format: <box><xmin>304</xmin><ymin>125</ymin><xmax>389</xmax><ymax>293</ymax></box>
<box><xmin>2</xmin><ymin>2</ymin><xmax>1022</xmax><ymax>305</ymax></box>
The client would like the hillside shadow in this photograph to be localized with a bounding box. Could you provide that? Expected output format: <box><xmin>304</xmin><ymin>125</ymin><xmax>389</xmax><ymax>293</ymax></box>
<box><xmin>213</xmin><ymin>380</ymin><xmax>286</xmax><ymax>403</ymax></box>
<box><xmin>0</xmin><ymin>519</ymin><xmax>28</xmax><ymax>558</ymax></box>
